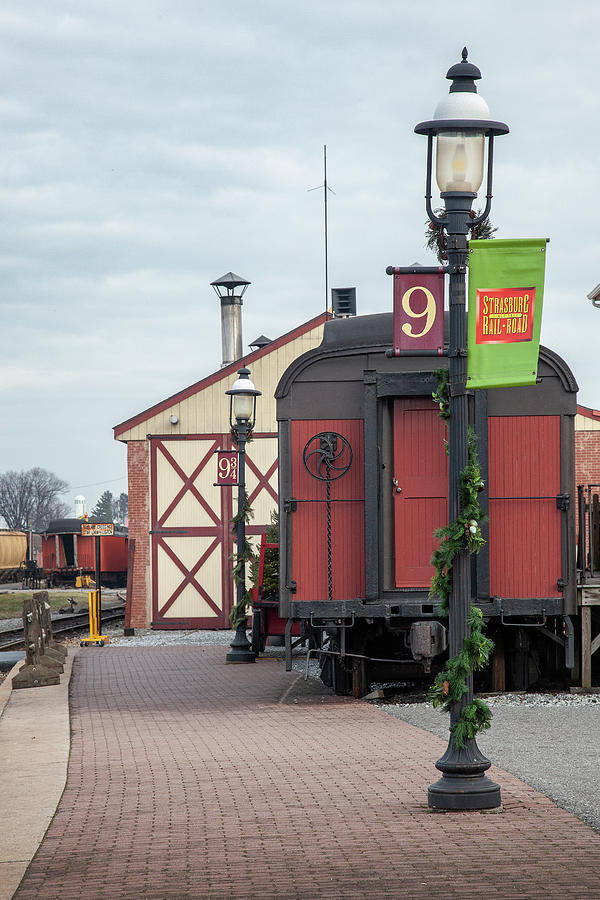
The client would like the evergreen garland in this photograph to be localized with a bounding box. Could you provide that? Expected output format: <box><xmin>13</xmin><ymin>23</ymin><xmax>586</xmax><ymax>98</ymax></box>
<box><xmin>425</xmin><ymin>209</ymin><xmax>498</xmax><ymax>263</ymax></box>
<box><xmin>230</xmin><ymin>492</ymin><xmax>254</xmax><ymax>532</ymax></box>
<box><xmin>429</xmin><ymin>428</ymin><xmax>485</xmax><ymax>608</ymax></box>
<box><xmin>229</xmin><ymin>490</ymin><xmax>257</xmax><ymax>629</ymax></box>
<box><xmin>428</xmin><ymin>606</ymin><xmax>494</xmax><ymax>747</ymax></box>
<box><xmin>231</xmin><ymin>541</ymin><xmax>255</xmax><ymax>581</ymax></box>
<box><xmin>230</xmin><ymin>426</ymin><xmax>254</xmax><ymax>446</ymax></box>
<box><xmin>230</xmin><ymin>586</ymin><xmax>253</xmax><ymax>630</ymax></box>
<box><xmin>432</xmin><ymin>367</ymin><xmax>450</xmax><ymax>420</ymax></box>
<box><xmin>428</xmin><ymin>373</ymin><xmax>494</xmax><ymax>749</ymax></box>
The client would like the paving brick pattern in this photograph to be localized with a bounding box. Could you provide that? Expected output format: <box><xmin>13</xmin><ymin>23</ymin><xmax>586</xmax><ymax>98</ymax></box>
<box><xmin>14</xmin><ymin>647</ymin><xmax>600</xmax><ymax>899</ymax></box>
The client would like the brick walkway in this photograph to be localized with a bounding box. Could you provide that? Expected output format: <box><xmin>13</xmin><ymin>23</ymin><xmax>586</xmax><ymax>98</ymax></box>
<box><xmin>14</xmin><ymin>646</ymin><xmax>600</xmax><ymax>899</ymax></box>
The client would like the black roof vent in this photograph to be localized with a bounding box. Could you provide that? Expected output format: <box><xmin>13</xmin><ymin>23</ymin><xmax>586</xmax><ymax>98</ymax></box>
<box><xmin>249</xmin><ymin>334</ymin><xmax>272</xmax><ymax>350</ymax></box>
<box><xmin>331</xmin><ymin>287</ymin><xmax>356</xmax><ymax>318</ymax></box>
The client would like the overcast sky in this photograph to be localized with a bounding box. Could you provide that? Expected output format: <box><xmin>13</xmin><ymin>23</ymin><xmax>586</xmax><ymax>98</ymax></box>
<box><xmin>1</xmin><ymin>1</ymin><xmax>598</xmax><ymax>514</ymax></box>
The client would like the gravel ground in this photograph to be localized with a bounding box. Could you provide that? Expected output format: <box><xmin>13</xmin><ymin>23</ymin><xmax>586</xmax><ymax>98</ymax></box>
<box><xmin>0</xmin><ymin>617</ymin><xmax>24</xmax><ymax>631</ymax></box>
<box><xmin>104</xmin><ymin>626</ymin><xmax>319</xmax><ymax>676</ymax></box>
<box><xmin>108</xmin><ymin>626</ymin><xmax>240</xmax><ymax>646</ymax></box>
<box><xmin>376</xmin><ymin>693</ymin><xmax>600</xmax><ymax>833</ymax></box>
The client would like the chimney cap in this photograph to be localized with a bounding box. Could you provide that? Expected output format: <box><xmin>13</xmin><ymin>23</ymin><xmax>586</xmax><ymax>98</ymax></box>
<box><xmin>249</xmin><ymin>334</ymin><xmax>272</xmax><ymax>350</ymax></box>
<box><xmin>211</xmin><ymin>271</ymin><xmax>251</xmax><ymax>297</ymax></box>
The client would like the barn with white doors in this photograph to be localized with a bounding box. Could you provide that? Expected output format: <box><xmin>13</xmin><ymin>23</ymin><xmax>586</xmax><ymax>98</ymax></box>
<box><xmin>114</xmin><ymin>272</ymin><xmax>329</xmax><ymax>630</ymax></box>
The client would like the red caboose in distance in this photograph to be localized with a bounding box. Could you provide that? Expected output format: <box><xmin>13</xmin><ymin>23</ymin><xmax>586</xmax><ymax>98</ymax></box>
<box><xmin>276</xmin><ymin>312</ymin><xmax>577</xmax><ymax>695</ymax></box>
<box><xmin>41</xmin><ymin>519</ymin><xmax>128</xmax><ymax>587</ymax></box>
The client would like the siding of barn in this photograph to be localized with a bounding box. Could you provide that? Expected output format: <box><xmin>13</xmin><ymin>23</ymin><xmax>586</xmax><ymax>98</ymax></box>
<box><xmin>114</xmin><ymin>314</ymin><xmax>328</xmax><ymax>628</ymax></box>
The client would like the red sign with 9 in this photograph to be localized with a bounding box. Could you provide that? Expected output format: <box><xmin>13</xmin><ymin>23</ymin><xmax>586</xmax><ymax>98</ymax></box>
<box><xmin>216</xmin><ymin>450</ymin><xmax>239</xmax><ymax>485</ymax></box>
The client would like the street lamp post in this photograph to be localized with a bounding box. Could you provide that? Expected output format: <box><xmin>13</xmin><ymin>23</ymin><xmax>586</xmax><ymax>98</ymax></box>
<box><xmin>415</xmin><ymin>49</ymin><xmax>508</xmax><ymax>810</ymax></box>
<box><xmin>225</xmin><ymin>367</ymin><xmax>261</xmax><ymax>664</ymax></box>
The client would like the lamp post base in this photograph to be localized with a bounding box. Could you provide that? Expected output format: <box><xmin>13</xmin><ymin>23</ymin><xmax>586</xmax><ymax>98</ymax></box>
<box><xmin>226</xmin><ymin>625</ymin><xmax>256</xmax><ymax>664</ymax></box>
<box><xmin>428</xmin><ymin>738</ymin><xmax>501</xmax><ymax>811</ymax></box>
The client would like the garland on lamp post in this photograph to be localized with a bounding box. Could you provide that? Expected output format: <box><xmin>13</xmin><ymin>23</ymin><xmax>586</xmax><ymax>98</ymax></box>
<box><xmin>428</xmin><ymin>373</ymin><xmax>494</xmax><ymax>749</ymax></box>
<box><xmin>431</xmin><ymin>367</ymin><xmax>450</xmax><ymax>421</ymax></box>
<box><xmin>425</xmin><ymin>209</ymin><xmax>497</xmax><ymax>264</ymax></box>
<box><xmin>229</xmin><ymin>492</ymin><xmax>255</xmax><ymax>629</ymax></box>
<box><xmin>230</xmin><ymin>426</ymin><xmax>254</xmax><ymax>446</ymax></box>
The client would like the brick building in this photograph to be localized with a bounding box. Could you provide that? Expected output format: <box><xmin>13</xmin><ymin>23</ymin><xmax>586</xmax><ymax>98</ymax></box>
<box><xmin>575</xmin><ymin>405</ymin><xmax>600</xmax><ymax>490</ymax></box>
<box><xmin>575</xmin><ymin>405</ymin><xmax>600</xmax><ymax>546</ymax></box>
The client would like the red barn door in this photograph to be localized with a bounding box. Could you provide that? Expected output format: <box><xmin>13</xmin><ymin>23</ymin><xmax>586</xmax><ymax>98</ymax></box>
<box><xmin>488</xmin><ymin>416</ymin><xmax>562</xmax><ymax>598</ymax></box>
<box><xmin>393</xmin><ymin>398</ymin><xmax>448</xmax><ymax>588</ymax></box>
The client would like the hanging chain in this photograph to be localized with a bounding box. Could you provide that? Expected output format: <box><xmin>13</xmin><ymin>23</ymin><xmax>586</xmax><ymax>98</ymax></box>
<box><xmin>301</xmin><ymin>431</ymin><xmax>354</xmax><ymax>609</ymax></box>
<box><xmin>326</xmin><ymin>472</ymin><xmax>333</xmax><ymax>604</ymax></box>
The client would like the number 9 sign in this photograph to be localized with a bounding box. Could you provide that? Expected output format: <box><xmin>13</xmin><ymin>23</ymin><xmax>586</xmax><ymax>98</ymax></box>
<box><xmin>216</xmin><ymin>450</ymin><xmax>239</xmax><ymax>486</ymax></box>
<box><xmin>392</xmin><ymin>270</ymin><xmax>445</xmax><ymax>355</ymax></box>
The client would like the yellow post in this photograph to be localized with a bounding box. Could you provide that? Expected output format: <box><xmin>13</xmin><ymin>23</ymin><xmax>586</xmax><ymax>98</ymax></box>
<box><xmin>80</xmin><ymin>590</ymin><xmax>109</xmax><ymax>646</ymax></box>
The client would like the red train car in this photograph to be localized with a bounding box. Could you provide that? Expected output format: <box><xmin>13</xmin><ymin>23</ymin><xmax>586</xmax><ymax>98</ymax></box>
<box><xmin>41</xmin><ymin>519</ymin><xmax>128</xmax><ymax>587</ymax></box>
<box><xmin>276</xmin><ymin>313</ymin><xmax>577</xmax><ymax>694</ymax></box>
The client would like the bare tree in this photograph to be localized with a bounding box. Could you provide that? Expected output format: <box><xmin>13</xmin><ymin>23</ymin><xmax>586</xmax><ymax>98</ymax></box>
<box><xmin>0</xmin><ymin>468</ymin><xmax>70</xmax><ymax>531</ymax></box>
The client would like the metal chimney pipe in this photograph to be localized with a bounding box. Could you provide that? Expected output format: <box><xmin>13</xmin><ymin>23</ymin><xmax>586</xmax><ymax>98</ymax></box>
<box><xmin>210</xmin><ymin>272</ymin><xmax>251</xmax><ymax>368</ymax></box>
<box><xmin>220</xmin><ymin>295</ymin><xmax>243</xmax><ymax>367</ymax></box>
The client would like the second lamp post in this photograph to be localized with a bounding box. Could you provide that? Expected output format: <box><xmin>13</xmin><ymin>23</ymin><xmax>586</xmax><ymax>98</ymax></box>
<box><xmin>225</xmin><ymin>366</ymin><xmax>261</xmax><ymax>664</ymax></box>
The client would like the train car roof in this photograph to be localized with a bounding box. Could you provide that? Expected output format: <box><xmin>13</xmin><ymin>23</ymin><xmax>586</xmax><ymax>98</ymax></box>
<box><xmin>276</xmin><ymin>312</ymin><xmax>578</xmax><ymax>399</ymax></box>
<box><xmin>45</xmin><ymin>519</ymin><xmax>128</xmax><ymax>536</ymax></box>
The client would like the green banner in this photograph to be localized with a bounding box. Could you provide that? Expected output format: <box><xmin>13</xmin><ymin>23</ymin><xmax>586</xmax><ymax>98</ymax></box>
<box><xmin>467</xmin><ymin>238</ymin><xmax>547</xmax><ymax>389</ymax></box>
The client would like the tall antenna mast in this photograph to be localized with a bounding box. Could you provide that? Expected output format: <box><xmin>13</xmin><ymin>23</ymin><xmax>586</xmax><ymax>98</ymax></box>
<box><xmin>323</xmin><ymin>145</ymin><xmax>329</xmax><ymax>314</ymax></box>
<box><xmin>308</xmin><ymin>144</ymin><xmax>335</xmax><ymax>314</ymax></box>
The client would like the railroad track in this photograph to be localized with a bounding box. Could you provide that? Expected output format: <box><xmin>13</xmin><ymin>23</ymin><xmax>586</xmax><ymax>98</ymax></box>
<box><xmin>0</xmin><ymin>604</ymin><xmax>127</xmax><ymax>651</ymax></box>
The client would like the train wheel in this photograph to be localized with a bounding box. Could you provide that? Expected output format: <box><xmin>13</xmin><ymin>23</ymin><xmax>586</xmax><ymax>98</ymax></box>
<box><xmin>352</xmin><ymin>658</ymin><xmax>369</xmax><ymax>699</ymax></box>
<box><xmin>319</xmin><ymin>652</ymin><xmax>353</xmax><ymax>696</ymax></box>
<box><xmin>319</xmin><ymin>623</ymin><xmax>373</xmax><ymax>696</ymax></box>
<box><xmin>507</xmin><ymin>627</ymin><xmax>530</xmax><ymax>691</ymax></box>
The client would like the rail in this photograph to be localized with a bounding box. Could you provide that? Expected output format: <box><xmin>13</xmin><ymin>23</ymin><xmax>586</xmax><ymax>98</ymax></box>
<box><xmin>0</xmin><ymin>603</ymin><xmax>127</xmax><ymax>651</ymax></box>
<box><xmin>577</xmin><ymin>484</ymin><xmax>600</xmax><ymax>582</ymax></box>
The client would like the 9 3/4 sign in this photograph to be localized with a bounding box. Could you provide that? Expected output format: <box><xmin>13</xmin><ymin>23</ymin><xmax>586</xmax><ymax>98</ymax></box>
<box><xmin>391</xmin><ymin>270</ymin><xmax>445</xmax><ymax>355</ymax></box>
<box><xmin>215</xmin><ymin>450</ymin><xmax>239</xmax><ymax>486</ymax></box>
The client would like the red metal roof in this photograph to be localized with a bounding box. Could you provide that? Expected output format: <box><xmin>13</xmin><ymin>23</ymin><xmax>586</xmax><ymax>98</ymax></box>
<box><xmin>577</xmin><ymin>404</ymin><xmax>600</xmax><ymax>421</ymax></box>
